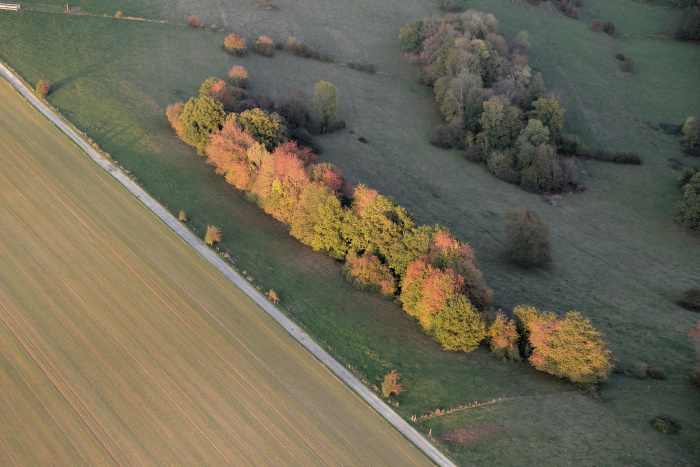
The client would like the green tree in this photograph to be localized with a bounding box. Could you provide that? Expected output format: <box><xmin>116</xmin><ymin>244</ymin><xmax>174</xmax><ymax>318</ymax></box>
<box><xmin>504</xmin><ymin>208</ymin><xmax>552</xmax><ymax>266</ymax></box>
<box><xmin>682</xmin><ymin>117</ymin><xmax>700</xmax><ymax>149</ymax></box>
<box><xmin>477</xmin><ymin>97</ymin><xmax>522</xmax><ymax>154</ymax></box>
<box><xmin>232</xmin><ymin>108</ymin><xmax>287</xmax><ymax>151</ymax></box>
<box><xmin>290</xmin><ymin>183</ymin><xmax>348</xmax><ymax>259</ymax></box>
<box><xmin>398</xmin><ymin>19</ymin><xmax>424</xmax><ymax>52</ymax></box>
<box><xmin>674</xmin><ymin>172</ymin><xmax>700</xmax><ymax>230</ymax></box>
<box><xmin>313</xmin><ymin>81</ymin><xmax>339</xmax><ymax>133</ymax></box>
<box><xmin>180</xmin><ymin>96</ymin><xmax>226</xmax><ymax>149</ymax></box>
<box><xmin>431</xmin><ymin>294</ymin><xmax>485</xmax><ymax>352</ymax></box>
<box><xmin>530</xmin><ymin>95</ymin><xmax>565</xmax><ymax>143</ymax></box>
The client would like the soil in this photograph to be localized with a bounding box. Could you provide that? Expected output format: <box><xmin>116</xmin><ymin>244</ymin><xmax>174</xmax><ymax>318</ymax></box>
<box><xmin>440</xmin><ymin>423</ymin><xmax>504</xmax><ymax>448</ymax></box>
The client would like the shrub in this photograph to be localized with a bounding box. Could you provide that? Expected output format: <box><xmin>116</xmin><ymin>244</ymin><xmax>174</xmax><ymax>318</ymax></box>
<box><xmin>205</xmin><ymin>225</ymin><xmax>222</xmax><ymax>245</ymax></box>
<box><xmin>267</xmin><ymin>289</ymin><xmax>280</xmax><ymax>303</ymax></box>
<box><xmin>35</xmin><ymin>80</ymin><xmax>50</xmax><ymax>98</ymax></box>
<box><xmin>558</xmin><ymin>133</ymin><xmax>588</xmax><ymax>156</ymax></box>
<box><xmin>228</xmin><ymin>65</ymin><xmax>249</xmax><ymax>88</ymax></box>
<box><xmin>431</xmin><ymin>125</ymin><xmax>453</xmax><ymax>149</ymax></box>
<box><xmin>442</xmin><ymin>0</ymin><xmax>458</xmax><ymax>13</ymax></box>
<box><xmin>682</xmin><ymin>288</ymin><xmax>700</xmax><ymax>311</ymax></box>
<box><xmin>280</xmin><ymin>85</ymin><xmax>309</xmax><ymax>129</ymax></box>
<box><xmin>692</xmin><ymin>363</ymin><xmax>700</xmax><ymax>387</ymax></box>
<box><xmin>381</xmin><ymin>370</ymin><xmax>403</xmax><ymax>398</ymax></box>
<box><xmin>603</xmin><ymin>21</ymin><xmax>616</xmax><ymax>36</ymax></box>
<box><xmin>649</xmin><ymin>369</ymin><xmax>666</xmax><ymax>380</ymax></box>
<box><xmin>651</xmin><ymin>416</ymin><xmax>680</xmax><ymax>435</ymax></box>
<box><xmin>591</xmin><ymin>19</ymin><xmax>602</xmax><ymax>32</ymax></box>
<box><xmin>344</xmin><ymin>253</ymin><xmax>397</xmax><ymax>297</ymax></box>
<box><xmin>115</xmin><ymin>10</ymin><xmax>123</xmax><ymax>18</ymax></box>
<box><xmin>313</xmin><ymin>81</ymin><xmax>339</xmax><ymax>134</ymax></box>
<box><xmin>622</xmin><ymin>57</ymin><xmax>634</xmax><ymax>73</ymax></box>
<box><xmin>593</xmin><ymin>149</ymin><xmax>641</xmax><ymax>164</ymax></box>
<box><xmin>224</xmin><ymin>33</ymin><xmax>247</xmax><ymax>56</ymax></box>
<box><xmin>255</xmin><ymin>35</ymin><xmax>274</xmax><ymax>56</ymax></box>
<box><xmin>635</xmin><ymin>362</ymin><xmax>648</xmax><ymax>379</ymax></box>
<box><xmin>178</xmin><ymin>210</ymin><xmax>187</xmax><ymax>222</ymax></box>
<box><xmin>188</xmin><ymin>16</ymin><xmax>201</xmax><ymax>28</ymax></box>
<box><xmin>504</xmin><ymin>209</ymin><xmax>552</xmax><ymax>266</ymax></box>
<box><xmin>487</xmin><ymin>314</ymin><xmax>521</xmax><ymax>361</ymax></box>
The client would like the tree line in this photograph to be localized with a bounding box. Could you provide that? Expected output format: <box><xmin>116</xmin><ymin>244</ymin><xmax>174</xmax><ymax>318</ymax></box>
<box><xmin>165</xmin><ymin>44</ymin><xmax>613</xmax><ymax>388</ymax></box>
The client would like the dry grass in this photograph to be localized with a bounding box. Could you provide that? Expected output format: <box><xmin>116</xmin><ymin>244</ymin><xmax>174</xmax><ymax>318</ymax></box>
<box><xmin>0</xmin><ymin>79</ymin><xmax>430</xmax><ymax>465</ymax></box>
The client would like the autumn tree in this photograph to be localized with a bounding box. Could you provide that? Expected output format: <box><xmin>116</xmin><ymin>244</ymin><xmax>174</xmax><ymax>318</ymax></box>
<box><xmin>504</xmin><ymin>208</ymin><xmax>552</xmax><ymax>266</ymax></box>
<box><xmin>228</xmin><ymin>65</ymin><xmax>249</xmax><ymax>89</ymax></box>
<box><xmin>431</xmin><ymin>294</ymin><xmax>485</xmax><ymax>352</ymax></box>
<box><xmin>514</xmin><ymin>306</ymin><xmax>614</xmax><ymax>390</ymax></box>
<box><xmin>313</xmin><ymin>81</ymin><xmax>339</xmax><ymax>133</ymax></box>
<box><xmin>180</xmin><ymin>96</ymin><xmax>226</xmax><ymax>149</ymax></box>
<box><xmin>254</xmin><ymin>35</ymin><xmax>274</xmax><ymax>56</ymax></box>
<box><xmin>224</xmin><ymin>33</ymin><xmax>247</xmax><ymax>56</ymax></box>
<box><xmin>381</xmin><ymin>370</ymin><xmax>403</xmax><ymax>398</ymax></box>
<box><xmin>36</xmin><ymin>80</ymin><xmax>50</xmax><ymax>98</ymax></box>
<box><xmin>199</xmin><ymin>77</ymin><xmax>223</xmax><ymax>98</ymax></box>
<box><xmin>210</xmin><ymin>81</ymin><xmax>237</xmax><ymax>111</ymax></box>
<box><xmin>205</xmin><ymin>225</ymin><xmax>222</xmax><ymax>245</ymax></box>
<box><xmin>487</xmin><ymin>314</ymin><xmax>520</xmax><ymax>360</ymax></box>
<box><xmin>166</xmin><ymin>102</ymin><xmax>186</xmax><ymax>138</ymax></box>
<box><xmin>344</xmin><ymin>253</ymin><xmax>397</xmax><ymax>299</ymax></box>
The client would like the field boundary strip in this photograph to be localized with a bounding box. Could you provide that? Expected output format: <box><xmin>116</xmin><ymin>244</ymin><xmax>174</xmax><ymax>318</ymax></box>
<box><xmin>0</xmin><ymin>62</ymin><xmax>456</xmax><ymax>467</ymax></box>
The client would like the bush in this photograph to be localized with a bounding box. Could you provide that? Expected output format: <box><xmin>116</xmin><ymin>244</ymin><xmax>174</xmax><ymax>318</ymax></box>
<box><xmin>635</xmin><ymin>362</ymin><xmax>648</xmax><ymax>379</ymax></box>
<box><xmin>504</xmin><ymin>209</ymin><xmax>552</xmax><ymax>266</ymax></box>
<box><xmin>603</xmin><ymin>21</ymin><xmax>616</xmax><ymax>36</ymax></box>
<box><xmin>35</xmin><ymin>80</ymin><xmax>50</xmax><ymax>98</ymax></box>
<box><xmin>255</xmin><ymin>35</ymin><xmax>274</xmax><ymax>57</ymax></box>
<box><xmin>593</xmin><ymin>149</ymin><xmax>641</xmax><ymax>164</ymax></box>
<box><xmin>267</xmin><ymin>289</ymin><xmax>280</xmax><ymax>303</ymax></box>
<box><xmin>442</xmin><ymin>0</ymin><xmax>458</xmax><ymax>13</ymax></box>
<box><xmin>205</xmin><ymin>225</ymin><xmax>222</xmax><ymax>245</ymax></box>
<box><xmin>682</xmin><ymin>288</ymin><xmax>700</xmax><ymax>311</ymax></box>
<box><xmin>622</xmin><ymin>57</ymin><xmax>634</xmax><ymax>73</ymax></box>
<box><xmin>224</xmin><ymin>34</ymin><xmax>247</xmax><ymax>56</ymax></box>
<box><xmin>228</xmin><ymin>65</ymin><xmax>249</xmax><ymax>89</ymax></box>
<box><xmin>691</xmin><ymin>363</ymin><xmax>700</xmax><ymax>387</ymax></box>
<box><xmin>651</xmin><ymin>416</ymin><xmax>680</xmax><ymax>435</ymax></box>
<box><xmin>343</xmin><ymin>253</ymin><xmax>397</xmax><ymax>298</ymax></box>
<box><xmin>381</xmin><ymin>370</ymin><xmax>403</xmax><ymax>398</ymax></box>
<box><xmin>115</xmin><ymin>10</ymin><xmax>123</xmax><ymax>19</ymax></box>
<box><xmin>591</xmin><ymin>19</ymin><xmax>602</xmax><ymax>32</ymax></box>
<box><xmin>431</xmin><ymin>125</ymin><xmax>453</xmax><ymax>149</ymax></box>
<box><xmin>487</xmin><ymin>314</ymin><xmax>521</xmax><ymax>361</ymax></box>
<box><xmin>166</xmin><ymin>102</ymin><xmax>185</xmax><ymax>137</ymax></box>
<box><xmin>649</xmin><ymin>369</ymin><xmax>666</xmax><ymax>380</ymax></box>
<box><xmin>681</xmin><ymin>117</ymin><xmax>700</xmax><ymax>150</ymax></box>
<box><xmin>558</xmin><ymin>133</ymin><xmax>588</xmax><ymax>156</ymax></box>
<box><xmin>178</xmin><ymin>210</ymin><xmax>187</xmax><ymax>222</ymax></box>
<box><xmin>188</xmin><ymin>16</ymin><xmax>201</xmax><ymax>28</ymax></box>
<box><xmin>669</xmin><ymin>3</ymin><xmax>700</xmax><ymax>41</ymax></box>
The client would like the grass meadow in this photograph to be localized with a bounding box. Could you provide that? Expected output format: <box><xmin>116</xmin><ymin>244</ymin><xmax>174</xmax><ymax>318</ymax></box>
<box><xmin>0</xmin><ymin>0</ymin><xmax>698</xmax><ymax>464</ymax></box>
<box><xmin>0</xmin><ymin>78</ymin><xmax>430</xmax><ymax>465</ymax></box>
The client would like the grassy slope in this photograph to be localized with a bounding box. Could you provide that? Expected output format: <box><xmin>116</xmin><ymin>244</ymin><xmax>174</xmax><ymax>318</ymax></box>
<box><xmin>0</xmin><ymin>0</ymin><xmax>698</xmax><ymax>464</ymax></box>
<box><xmin>0</xmin><ymin>78</ymin><xmax>430</xmax><ymax>465</ymax></box>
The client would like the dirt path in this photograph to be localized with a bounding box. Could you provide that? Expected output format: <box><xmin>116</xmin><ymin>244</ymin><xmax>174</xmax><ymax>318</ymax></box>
<box><xmin>0</xmin><ymin>62</ymin><xmax>455</xmax><ymax>467</ymax></box>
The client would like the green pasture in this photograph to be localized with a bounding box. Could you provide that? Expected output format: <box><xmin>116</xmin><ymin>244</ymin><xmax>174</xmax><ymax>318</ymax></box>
<box><xmin>0</xmin><ymin>78</ymin><xmax>430</xmax><ymax>464</ymax></box>
<box><xmin>0</xmin><ymin>0</ymin><xmax>698</xmax><ymax>463</ymax></box>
